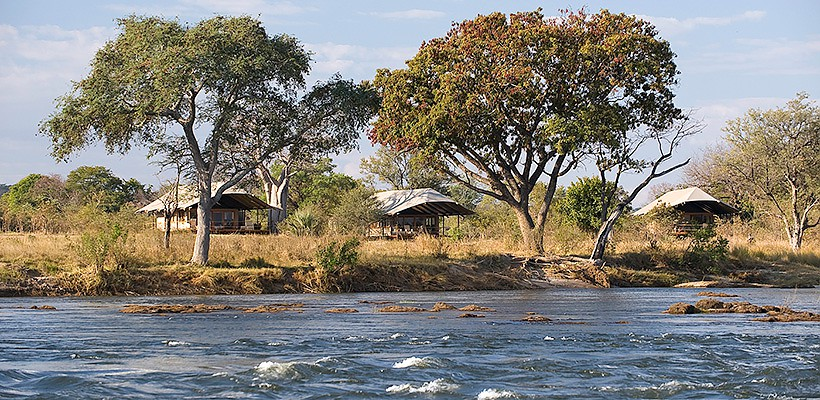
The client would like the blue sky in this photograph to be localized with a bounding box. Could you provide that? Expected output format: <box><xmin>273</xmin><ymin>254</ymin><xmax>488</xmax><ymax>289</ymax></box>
<box><xmin>1</xmin><ymin>0</ymin><xmax>818</xmax><ymax>200</ymax></box>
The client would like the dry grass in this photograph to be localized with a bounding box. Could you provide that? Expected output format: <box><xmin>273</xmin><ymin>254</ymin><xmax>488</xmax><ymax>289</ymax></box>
<box><xmin>1</xmin><ymin>217</ymin><xmax>819</xmax><ymax>294</ymax></box>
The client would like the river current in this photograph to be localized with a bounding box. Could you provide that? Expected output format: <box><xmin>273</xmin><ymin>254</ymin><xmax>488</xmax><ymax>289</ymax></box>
<box><xmin>1</xmin><ymin>288</ymin><xmax>818</xmax><ymax>399</ymax></box>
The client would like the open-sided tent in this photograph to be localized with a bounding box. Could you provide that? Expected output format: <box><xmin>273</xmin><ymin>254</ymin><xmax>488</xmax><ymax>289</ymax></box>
<box><xmin>369</xmin><ymin>188</ymin><xmax>473</xmax><ymax>238</ymax></box>
<box><xmin>138</xmin><ymin>186</ymin><xmax>275</xmax><ymax>234</ymax></box>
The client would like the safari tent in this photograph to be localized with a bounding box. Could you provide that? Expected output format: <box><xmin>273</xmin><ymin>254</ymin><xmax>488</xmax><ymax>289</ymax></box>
<box><xmin>633</xmin><ymin>187</ymin><xmax>738</xmax><ymax>232</ymax></box>
<box><xmin>137</xmin><ymin>187</ymin><xmax>274</xmax><ymax>234</ymax></box>
<box><xmin>368</xmin><ymin>188</ymin><xmax>473</xmax><ymax>238</ymax></box>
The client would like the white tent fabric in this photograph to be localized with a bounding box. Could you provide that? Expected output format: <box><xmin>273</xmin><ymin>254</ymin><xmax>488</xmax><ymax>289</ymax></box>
<box><xmin>373</xmin><ymin>188</ymin><xmax>472</xmax><ymax>216</ymax></box>
<box><xmin>633</xmin><ymin>187</ymin><xmax>734</xmax><ymax>216</ymax></box>
<box><xmin>137</xmin><ymin>186</ymin><xmax>272</xmax><ymax>213</ymax></box>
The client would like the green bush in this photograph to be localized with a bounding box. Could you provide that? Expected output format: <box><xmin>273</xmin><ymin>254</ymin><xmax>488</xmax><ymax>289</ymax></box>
<box><xmin>316</xmin><ymin>238</ymin><xmax>360</xmax><ymax>273</ymax></box>
<box><xmin>683</xmin><ymin>226</ymin><xmax>729</xmax><ymax>274</ymax></box>
<box><xmin>74</xmin><ymin>224</ymin><xmax>130</xmax><ymax>273</ymax></box>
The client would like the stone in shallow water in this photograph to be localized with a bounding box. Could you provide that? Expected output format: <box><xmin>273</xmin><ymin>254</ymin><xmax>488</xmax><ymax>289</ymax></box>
<box><xmin>664</xmin><ymin>302</ymin><xmax>700</xmax><ymax>314</ymax></box>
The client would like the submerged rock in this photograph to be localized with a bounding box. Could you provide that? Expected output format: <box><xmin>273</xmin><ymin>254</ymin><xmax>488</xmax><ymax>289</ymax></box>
<box><xmin>693</xmin><ymin>299</ymin><xmax>765</xmax><ymax>313</ymax></box>
<box><xmin>430</xmin><ymin>302</ymin><xmax>457</xmax><ymax>312</ymax></box>
<box><xmin>120</xmin><ymin>304</ymin><xmax>234</xmax><ymax>314</ymax></box>
<box><xmin>520</xmin><ymin>314</ymin><xmax>551</xmax><ymax>322</ymax></box>
<box><xmin>325</xmin><ymin>308</ymin><xmax>358</xmax><ymax>313</ymax></box>
<box><xmin>697</xmin><ymin>291</ymin><xmax>739</xmax><ymax>298</ymax></box>
<box><xmin>378</xmin><ymin>305</ymin><xmax>426</xmax><ymax>313</ymax></box>
<box><xmin>664</xmin><ymin>302</ymin><xmax>700</xmax><ymax>314</ymax></box>
<box><xmin>754</xmin><ymin>310</ymin><xmax>820</xmax><ymax>322</ymax></box>
<box><xmin>458</xmin><ymin>313</ymin><xmax>484</xmax><ymax>318</ymax></box>
<box><xmin>30</xmin><ymin>305</ymin><xmax>56</xmax><ymax>310</ymax></box>
<box><xmin>458</xmin><ymin>304</ymin><xmax>495</xmax><ymax>312</ymax></box>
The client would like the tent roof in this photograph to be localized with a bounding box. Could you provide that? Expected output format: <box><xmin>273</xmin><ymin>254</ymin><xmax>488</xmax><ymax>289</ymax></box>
<box><xmin>137</xmin><ymin>186</ymin><xmax>274</xmax><ymax>213</ymax></box>
<box><xmin>633</xmin><ymin>187</ymin><xmax>738</xmax><ymax>216</ymax></box>
<box><xmin>373</xmin><ymin>188</ymin><xmax>474</xmax><ymax>216</ymax></box>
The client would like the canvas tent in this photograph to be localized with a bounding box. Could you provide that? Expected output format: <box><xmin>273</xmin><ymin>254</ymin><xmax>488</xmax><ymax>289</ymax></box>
<box><xmin>634</xmin><ymin>187</ymin><xmax>738</xmax><ymax>232</ymax></box>
<box><xmin>369</xmin><ymin>188</ymin><xmax>473</xmax><ymax>238</ymax></box>
<box><xmin>138</xmin><ymin>186</ymin><xmax>274</xmax><ymax>234</ymax></box>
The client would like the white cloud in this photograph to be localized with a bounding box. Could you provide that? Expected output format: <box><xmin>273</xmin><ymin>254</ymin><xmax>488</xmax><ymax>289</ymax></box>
<box><xmin>638</xmin><ymin>10</ymin><xmax>766</xmax><ymax>36</ymax></box>
<box><xmin>105</xmin><ymin>0</ymin><xmax>312</xmax><ymax>18</ymax></box>
<box><xmin>305</xmin><ymin>42</ymin><xmax>417</xmax><ymax>81</ymax></box>
<box><xmin>682</xmin><ymin>37</ymin><xmax>820</xmax><ymax>76</ymax></box>
<box><xmin>0</xmin><ymin>24</ymin><xmax>113</xmax><ymax>104</ymax></box>
<box><xmin>369</xmin><ymin>9</ymin><xmax>445</xmax><ymax>20</ymax></box>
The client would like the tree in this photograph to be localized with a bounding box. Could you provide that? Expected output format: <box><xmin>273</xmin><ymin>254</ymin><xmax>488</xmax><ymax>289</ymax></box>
<box><xmin>556</xmin><ymin>177</ymin><xmax>627</xmax><ymax>232</ymax></box>
<box><xmin>249</xmin><ymin>76</ymin><xmax>378</xmax><ymax>231</ymax></box>
<box><xmin>589</xmin><ymin>115</ymin><xmax>701</xmax><ymax>262</ymax></box>
<box><xmin>360</xmin><ymin>146</ymin><xmax>449</xmax><ymax>191</ymax></box>
<box><xmin>40</xmin><ymin>15</ymin><xmax>311</xmax><ymax>264</ymax></box>
<box><xmin>0</xmin><ymin>174</ymin><xmax>68</xmax><ymax>232</ymax></box>
<box><xmin>371</xmin><ymin>9</ymin><xmax>679</xmax><ymax>254</ymax></box>
<box><xmin>287</xmin><ymin>158</ymin><xmax>358</xmax><ymax>211</ymax></box>
<box><xmin>707</xmin><ymin>94</ymin><xmax>819</xmax><ymax>250</ymax></box>
<box><xmin>65</xmin><ymin>165</ymin><xmax>145</xmax><ymax>212</ymax></box>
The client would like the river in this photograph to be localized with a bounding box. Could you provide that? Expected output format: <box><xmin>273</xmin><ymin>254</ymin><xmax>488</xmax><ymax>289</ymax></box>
<box><xmin>1</xmin><ymin>288</ymin><xmax>818</xmax><ymax>399</ymax></box>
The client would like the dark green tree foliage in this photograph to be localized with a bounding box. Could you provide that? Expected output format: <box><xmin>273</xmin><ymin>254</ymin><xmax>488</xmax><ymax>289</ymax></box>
<box><xmin>0</xmin><ymin>174</ymin><xmax>68</xmax><ymax>232</ymax></box>
<box><xmin>40</xmin><ymin>15</ymin><xmax>311</xmax><ymax>264</ymax></box>
<box><xmin>371</xmin><ymin>9</ymin><xmax>679</xmax><ymax>254</ymax></box>
<box><xmin>65</xmin><ymin>166</ymin><xmax>146</xmax><ymax>212</ymax></box>
<box><xmin>328</xmin><ymin>186</ymin><xmax>383</xmax><ymax>235</ymax></box>
<box><xmin>286</xmin><ymin>158</ymin><xmax>357</xmax><ymax>211</ymax></box>
<box><xmin>557</xmin><ymin>177</ymin><xmax>626</xmax><ymax>232</ymax></box>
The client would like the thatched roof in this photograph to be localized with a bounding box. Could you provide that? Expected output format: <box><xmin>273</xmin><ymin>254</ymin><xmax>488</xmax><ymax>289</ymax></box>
<box><xmin>137</xmin><ymin>186</ymin><xmax>273</xmax><ymax>213</ymax></box>
<box><xmin>633</xmin><ymin>187</ymin><xmax>738</xmax><ymax>216</ymax></box>
<box><xmin>373</xmin><ymin>188</ymin><xmax>474</xmax><ymax>216</ymax></box>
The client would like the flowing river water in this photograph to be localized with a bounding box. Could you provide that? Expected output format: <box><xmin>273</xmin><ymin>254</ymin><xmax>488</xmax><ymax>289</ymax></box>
<box><xmin>1</xmin><ymin>288</ymin><xmax>818</xmax><ymax>399</ymax></box>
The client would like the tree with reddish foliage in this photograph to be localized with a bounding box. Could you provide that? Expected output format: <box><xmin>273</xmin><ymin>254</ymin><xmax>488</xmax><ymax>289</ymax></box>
<box><xmin>371</xmin><ymin>9</ymin><xmax>680</xmax><ymax>254</ymax></box>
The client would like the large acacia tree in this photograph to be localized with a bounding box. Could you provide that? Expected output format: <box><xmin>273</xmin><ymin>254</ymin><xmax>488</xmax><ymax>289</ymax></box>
<box><xmin>40</xmin><ymin>15</ymin><xmax>310</xmax><ymax>264</ymax></box>
<box><xmin>701</xmin><ymin>94</ymin><xmax>819</xmax><ymax>250</ymax></box>
<box><xmin>371</xmin><ymin>9</ymin><xmax>680</xmax><ymax>253</ymax></box>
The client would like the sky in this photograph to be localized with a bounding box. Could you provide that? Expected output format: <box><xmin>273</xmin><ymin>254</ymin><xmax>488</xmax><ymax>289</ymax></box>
<box><xmin>1</xmin><ymin>0</ymin><xmax>819</xmax><ymax>202</ymax></box>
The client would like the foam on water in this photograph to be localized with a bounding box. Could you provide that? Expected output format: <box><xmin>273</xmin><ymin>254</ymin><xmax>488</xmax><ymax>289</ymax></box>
<box><xmin>386</xmin><ymin>378</ymin><xmax>459</xmax><ymax>394</ymax></box>
<box><xmin>254</xmin><ymin>361</ymin><xmax>306</xmax><ymax>380</ymax></box>
<box><xmin>164</xmin><ymin>340</ymin><xmax>190</xmax><ymax>347</ymax></box>
<box><xmin>392</xmin><ymin>356</ymin><xmax>435</xmax><ymax>369</ymax></box>
<box><xmin>477</xmin><ymin>388</ymin><xmax>518</xmax><ymax>399</ymax></box>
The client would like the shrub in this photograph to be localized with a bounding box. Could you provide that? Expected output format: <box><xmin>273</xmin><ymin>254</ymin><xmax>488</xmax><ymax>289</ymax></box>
<box><xmin>683</xmin><ymin>226</ymin><xmax>730</xmax><ymax>274</ymax></box>
<box><xmin>74</xmin><ymin>223</ymin><xmax>131</xmax><ymax>273</ymax></box>
<box><xmin>316</xmin><ymin>238</ymin><xmax>360</xmax><ymax>273</ymax></box>
<box><xmin>281</xmin><ymin>207</ymin><xmax>322</xmax><ymax>236</ymax></box>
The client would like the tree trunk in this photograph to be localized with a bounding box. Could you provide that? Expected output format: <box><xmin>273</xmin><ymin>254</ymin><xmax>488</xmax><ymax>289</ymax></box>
<box><xmin>787</xmin><ymin>222</ymin><xmax>804</xmax><ymax>251</ymax></box>
<box><xmin>512</xmin><ymin>206</ymin><xmax>544</xmax><ymax>255</ymax></box>
<box><xmin>163</xmin><ymin>210</ymin><xmax>171</xmax><ymax>249</ymax></box>
<box><xmin>191</xmin><ymin>192</ymin><xmax>213</xmax><ymax>265</ymax></box>
<box><xmin>263</xmin><ymin>177</ymin><xmax>289</xmax><ymax>233</ymax></box>
<box><xmin>591</xmin><ymin>203</ymin><xmax>627</xmax><ymax>262</ymax></box>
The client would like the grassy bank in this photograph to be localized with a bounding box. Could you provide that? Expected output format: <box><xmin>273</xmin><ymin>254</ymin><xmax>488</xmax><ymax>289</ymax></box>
<box><xmin>1</xmin><ymin>228</ymin><xmax>819</xmax><ymax>296</ymax></box>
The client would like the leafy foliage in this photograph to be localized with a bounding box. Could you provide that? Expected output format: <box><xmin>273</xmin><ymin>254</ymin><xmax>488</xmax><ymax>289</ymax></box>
<box><xmin>281</xmin><ymin>207</ymin><xmax>322</xmax><ymax>236</ymax></box>
<box><xmin>315</xmin><ymin>238</ymin><xmax>361</xmax><ymax>273</ymax></box>
<box><xmin>328</xmin><ymin>186</ymin><xmax>383</xmax><ymax>236</ymax></box>
<box><xmin>690</xmin><ymin>93</ymin><xmax>819</xmax><ymax>250</ymax></box>
<box><xmin>371</xmin><ymin>9</ymin><xmax>680</xmax><ymax>253</ymax></box>
<box><xmin>556</xmin><ymin>177</ymin><xmax>627</xmax><ymax>232</ymax></box>
<box><xmin>39</xmin><ymin>15</ymin><xmax>312</xmax><ymax>264</ymax></box>
<box><xmin>683</xmin><ymin>226</ymin><xmax>730</xmax><ymax>274</ymax></box>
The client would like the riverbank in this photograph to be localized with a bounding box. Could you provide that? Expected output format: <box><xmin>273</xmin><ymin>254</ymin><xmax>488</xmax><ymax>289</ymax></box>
<box><xmin>1</xmin><ymin>232</ymin><xmax>818</xmax><ymax>296</ymax></box>
<box><xmin>1</xmin><ymin>253</ymin><xmax>818</xmax><ymax>296</ymax></box>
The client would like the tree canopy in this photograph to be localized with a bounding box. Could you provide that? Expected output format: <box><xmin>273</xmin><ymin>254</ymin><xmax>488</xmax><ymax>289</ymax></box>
<box><xmin>371</xmin><ymin>9</ymin><xmax>680</xmax><ymax>253</ymax></box>
<box><xmin>696</xmin><ymin>93</ymin><xmax>819</xmax><ymax>250</ymax></box>
<box><xmin>40</xmin><ymin>15</ymin><xmax>311</xmax><ymax>264</ymax></box>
